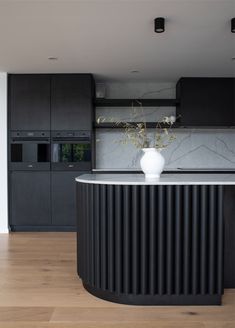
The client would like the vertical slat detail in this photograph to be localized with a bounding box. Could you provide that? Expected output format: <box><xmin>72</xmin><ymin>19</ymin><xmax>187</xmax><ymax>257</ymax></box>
<box><xmin>80</xmin><ymin>184</ymin><xmax>85</xmax><ymax>279</ymax></box>
<box><xmin>149</xmin><ymin>186</ymin><xmax>156</xmax><ymax>295</ymax></box>
<box><xmin>77</xmin><ymin>183</ymin><xmax>82</xmax><ymax>277</ymax></box>
<box><xmin>141</xmin><ymin>186</ymin><xmax>148</xmax><ymax>294</ymax></box>
<box><xmin>217</xmin><ymin>185</ymin><xmax>224</xmax><ymax>294</ymax></box>
<box><xmin>85</xmin><ymin>184</ymin><xmax>91</xmax><ymax>284</ymax></box>
<box><xmin>209</xmin><ymin>185</ymin><xmax>215</xmax><ymax>294</ymax></box>
<box><xmin>158</xmin><ymin>186</ymin><xmax>165</xmax><ymax>295</ymax></box>
<box><xmin>132</xmin><ymin>186</ymin><xmax>140</xmax><ymax>294</ymax></box>
<box><xmin>166</xmin><ymin>185</ymin><xmax>173</xmax><ymax>295</ymax></box>
<box><xmin>89</xmin><ymin>184</ymin><xmax>95</xmax><ymax>286</ymax></box>
<box><xmin>192</xmin><ymin>185</ymin><xmax>199</xmax><ymax>295</ymax></box>
<box><xmin>115</xmin><ymin>185</ymin><xmax>122</xmax><ymax>294</ymax></box>
<box><xmin>200</xmin><ymin>185</ymin><xmax>207</xmax><ymax>295</ymax></box>
<box><xmin>94</xmin><ymin>184</ymin><xmax>101</xmax><ymax>288</ymax></box>
<box><xmin>123</xmin><ymin>186</ymin><xmax>130</xmax><ymax>294</ymax></box>
<box><xmin>107</xmin><ymin>185</ymin><xmax>114</xmax><ymax>292</ymax></box>
<box><xmin>100</xmin><ymin>185</ymin><xmax>107</xmax><ymax>290</ymax></box>
<box><xmin>175</xmin><ymin>185</ymin><xmax>182</xmax><ymax>295</ymax></box>
<box><xmin>183</xmin><ymin>185</ymin><xmax>191</xmax><ymax>294</ymax></box>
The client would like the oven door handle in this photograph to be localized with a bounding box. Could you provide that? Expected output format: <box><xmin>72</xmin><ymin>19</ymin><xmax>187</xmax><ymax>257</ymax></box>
<box><xmin>52</xmin><ymin>138</ymin><xmax>90</xmax><ymax>143</ymax></box>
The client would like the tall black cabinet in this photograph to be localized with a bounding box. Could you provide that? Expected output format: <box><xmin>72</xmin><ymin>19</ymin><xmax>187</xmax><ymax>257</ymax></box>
<box><xmin>8</xmin><ymin>74</ymin><xmax>94</xmax><ymax>231</ymax></box>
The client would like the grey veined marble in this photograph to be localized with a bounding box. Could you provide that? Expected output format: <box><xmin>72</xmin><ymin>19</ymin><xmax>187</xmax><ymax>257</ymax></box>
<box><xmin>95</xmin><ymin>129</ymin><xmax>235</xmax><ymax>169</ymax></box>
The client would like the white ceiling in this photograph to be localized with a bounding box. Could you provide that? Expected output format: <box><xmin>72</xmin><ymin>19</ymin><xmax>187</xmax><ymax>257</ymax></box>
<box><xmin>0</xmin><ymin>0</ymin><xmax>234</xmax><ymax>82</ymax></box>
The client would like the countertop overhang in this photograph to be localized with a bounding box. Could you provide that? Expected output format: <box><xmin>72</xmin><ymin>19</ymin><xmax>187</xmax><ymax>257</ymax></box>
<box><xmin>76</xmin><ymin>173</ymin><xmax>235</xmax><ymax>185</ymax></box>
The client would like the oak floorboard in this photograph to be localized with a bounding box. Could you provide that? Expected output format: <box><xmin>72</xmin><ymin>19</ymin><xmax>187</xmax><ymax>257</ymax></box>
<box><xmin>0</xmin><ymin>232</ymin><xmax>234</xmax><ymax>328</ymax></box>
<box><xmin>0</xmin><ymin>307</ymin><xmax>53</xmax><ymax>321</ymax></box>
<box><xmin>0</xmin><ymin>322</ymin><xmax>206</xmax><ymax>328</ymax></box>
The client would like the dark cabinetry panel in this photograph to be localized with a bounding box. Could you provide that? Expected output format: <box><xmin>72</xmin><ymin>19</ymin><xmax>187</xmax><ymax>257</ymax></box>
<box><xmin>10</xmin><ymin>171</ymin><xmax>51</xmax><ymax>226</ymax></box>
<box><xmin>51</xmin><ymin>74</ymin><xmax>94</xmax><ymax>130</ymax></box>
<box><xmin>8</xmin><ymin>73</ymin><xmax>94</xmax><ymax>231</ymax></box>
<box><xmin>224</xmin><ymin>186</ymin><xmax>235</xmax><ymax>288</ymax></box>
<box><xmin>9</xmin><ymin>74</ymin><xmax>51</xmax><ymax>130</ymax></box>
<box><xmin>51</xmin><ymin>171</ymin><xmax>83</xmax><ymax>226</ymax></box>
<box><xmin>176</xmin><ymin>78</ymin><xmax>235</xmax><ymax>126</ymax></box>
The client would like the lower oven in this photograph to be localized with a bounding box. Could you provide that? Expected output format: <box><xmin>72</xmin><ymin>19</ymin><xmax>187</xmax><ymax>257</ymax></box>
<box><xmin>51</xmin><ymin>131</ymin><xmax>92</xmax><ymax>171</ymax></box>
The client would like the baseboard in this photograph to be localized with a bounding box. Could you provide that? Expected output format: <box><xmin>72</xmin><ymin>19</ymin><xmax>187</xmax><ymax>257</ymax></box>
<box><xmin>9</xmin><ymin>225</ymin><xmax>76</xmax><ymax>232</ymax></box>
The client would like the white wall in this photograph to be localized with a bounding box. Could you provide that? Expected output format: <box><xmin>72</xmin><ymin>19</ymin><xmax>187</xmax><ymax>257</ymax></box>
<box><xmin>0</xmin><ymin>73</ymin><xmax>8</xmax><ymax>233</ymax></box>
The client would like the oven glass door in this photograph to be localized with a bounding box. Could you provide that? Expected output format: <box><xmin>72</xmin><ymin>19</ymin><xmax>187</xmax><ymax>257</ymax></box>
<box><xmin>52</xmin><ymin>142</ymin><xmax>91</xmax><ymax>163</ymax></box>
<box><xmin>10</xmin><ymin>142</ymin><xmax>50</xmax><ymax>170</ymax></box>
<box><xmin>11</xmin><ymin>143</ymin><xmax>50</xmax><ymax>163</ymax></box>
<box><xmin>52</xmin><ymin>141</ymin><xmax>91</xmax><ymax>170</ymax></box>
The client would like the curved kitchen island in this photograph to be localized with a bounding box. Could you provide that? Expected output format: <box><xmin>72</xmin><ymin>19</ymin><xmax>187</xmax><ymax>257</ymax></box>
<box><xmin>76</xmin><ymin>173</ymin><xmax>235</xmax><ymax>305</ymax></box>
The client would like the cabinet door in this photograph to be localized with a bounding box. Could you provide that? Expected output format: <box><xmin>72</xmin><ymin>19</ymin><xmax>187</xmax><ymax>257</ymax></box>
<box><xmin>10</xmin><ymin>171</ymin><xmax>51</xmax><ymax>226</ymax></box>
<box><xmin>9</xmin><ymin>74</ymin><xmax>51</xmax><ymax>130</ymax></box>
<box><xmin>51</xmin><ymin>171</ymin><xmax>83</xmax><ymax>226</ymax></box>
<box><xmin>51</xmin><ymin>74</ymin><xmax>94</xmax><ymax>130</ymax></box>
<box><xmin>176</xmin><ymin>78</ymin><xmax>234</xmax><ymax>126</ymax></box>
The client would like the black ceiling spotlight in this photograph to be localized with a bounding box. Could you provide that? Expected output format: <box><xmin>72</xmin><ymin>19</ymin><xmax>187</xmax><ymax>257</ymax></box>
<box><xmin>154</xmin><ymin>17</ymin><xmax>165</xmax><ymax>33</ymax></box>
<box><xmin>231</xmin><ymin>18</ymin><xmax>235</xmax><ymax>33</ymax></box>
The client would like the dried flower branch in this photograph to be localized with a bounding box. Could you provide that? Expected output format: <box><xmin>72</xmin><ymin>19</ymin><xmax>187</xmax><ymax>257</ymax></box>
<box><xmin>97</xmin><ymin>102</ymin><xmax>177</xmax><ymax>150</ymax></box>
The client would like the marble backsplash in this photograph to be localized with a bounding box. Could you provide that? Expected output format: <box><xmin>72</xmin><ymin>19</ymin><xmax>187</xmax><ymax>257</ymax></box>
<box><xmin>95</xmin><ymin>129</ymin><xmax>235</xmax><ymax>169</ymax></box>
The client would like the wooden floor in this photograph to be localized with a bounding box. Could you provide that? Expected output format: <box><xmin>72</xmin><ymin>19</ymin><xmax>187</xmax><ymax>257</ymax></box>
<box><xmin>0</xmin><ymin>233</ymin><xmax>234</xmax><ymax>328</ymax></box>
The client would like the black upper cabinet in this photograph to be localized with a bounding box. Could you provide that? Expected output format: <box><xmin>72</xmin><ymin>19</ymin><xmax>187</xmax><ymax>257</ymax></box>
<box><xmin>9</xmin><ymin>74</ymin><xmax>51</xmax><ymax>130</ymax></box>
<box><xmin>176</xmin><ymin>78</ymin><xmax>235</xmax><ymax>126</ymax></box>
<box><xmin>9</xmin><ymin>74</ymin><xmax>95</xmax><ymax>131</ymax></box>
<box><xmin>51</xmin><ymin>74</ymin><xmax>94</xmax><ymax>130</ymax></box>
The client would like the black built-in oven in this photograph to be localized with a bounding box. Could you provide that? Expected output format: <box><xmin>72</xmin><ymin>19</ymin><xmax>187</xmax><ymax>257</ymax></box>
<box><xmin>10</xmin><ymin>131</ymin><xmax>50</xmax><ymax>170</ymax></box>
<box><xmin>51</xmin><ymin>131</ymin><xmax>91</xmax><ymax>171</ymax></box>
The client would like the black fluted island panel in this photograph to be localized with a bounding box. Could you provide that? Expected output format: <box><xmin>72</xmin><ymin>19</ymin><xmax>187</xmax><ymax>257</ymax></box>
<box><xmin>76</xmin><ymin>176</ymin><xmax>224</xmax><ymax>305</ymax></box>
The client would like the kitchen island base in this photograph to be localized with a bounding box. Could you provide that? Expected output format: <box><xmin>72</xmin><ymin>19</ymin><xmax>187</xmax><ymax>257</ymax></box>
<box><xmin>83</xmin><ymin>283</ymin><xmax>221</xmax><ymax>305</ymax></box>
<box><xmin>76</xmin><ymin>174</ymin><xmax>225</xmax><ymax>306</ymax></box>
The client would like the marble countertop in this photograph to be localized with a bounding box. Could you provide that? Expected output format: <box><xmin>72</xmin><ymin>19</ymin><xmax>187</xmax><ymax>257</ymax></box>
<box><xmin>92</xmin><ymin>168</ymin><xmax>235</xmax><ymax>172</ymax></box>
<box><xmin>76</xmin><ymin>173</ymin><xmax>235</xmax><ymax>185</ymax></box>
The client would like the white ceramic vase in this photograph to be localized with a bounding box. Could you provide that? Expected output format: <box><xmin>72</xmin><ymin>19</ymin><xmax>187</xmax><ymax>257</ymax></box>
<box><xmin>140</xmin><ymin>148</ymin><xmax>165</xmax><ymax>179</ymax></box>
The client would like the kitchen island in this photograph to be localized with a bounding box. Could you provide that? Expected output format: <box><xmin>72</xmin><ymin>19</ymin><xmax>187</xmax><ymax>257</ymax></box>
<box><xmin>76</xmin><ymin>173</ymin><xmax>235</xmax><ymax>305</ymax></box>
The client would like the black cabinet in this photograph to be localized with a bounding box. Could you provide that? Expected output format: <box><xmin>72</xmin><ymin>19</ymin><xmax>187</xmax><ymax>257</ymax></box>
<box><xmin>51</xmin><ymin>74</ymin><xmax>94</xmax><ymax>130</ymax></box>
<box><xmin>9</xmin><ymin>74</ymin><xmax>51</xmax><ymax>130</ymax></box>
<box><xmin>176</xmin><ymin>78</ymin><xmax>235</xmax><ymax>126</ymax></box>
<box><xmin>10</xmin><ymin>171</ymin><xmax>51</xmax><ymax>227</ymax></box>
<box><xmin>51</xmin><ymin>171</ymin><xmax>83</xmax><ymax>227</ymax></box>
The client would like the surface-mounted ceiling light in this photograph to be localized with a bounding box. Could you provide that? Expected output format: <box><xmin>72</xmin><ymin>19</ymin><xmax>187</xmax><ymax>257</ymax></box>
<box><xmin>231</xmin><ymin>18</ymin><xmax>235</xmax><ymax>33</ymax></box>
<box><xmin>48</xmin><ymin>57</ymin><xmax>58</xmax><ymax>61</ymax></box>
<box><xmin>154</xmin><ymin>17</ymin><xmax>165</xmax><ymax>33</ymax></box>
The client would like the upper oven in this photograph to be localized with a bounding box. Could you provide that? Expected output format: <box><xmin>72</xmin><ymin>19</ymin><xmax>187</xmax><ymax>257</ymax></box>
<box><xmin>51</xmin><ymin>131</ymin><xmax>91</xmax><ymax>171</ymax></box>
<box><xmin>10</xmin><ymin>131</ymin><xmax>50</xmax><ymax>171</ymax></box>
